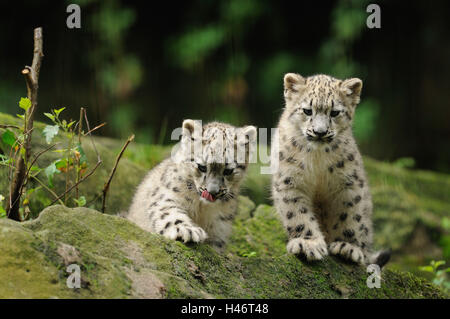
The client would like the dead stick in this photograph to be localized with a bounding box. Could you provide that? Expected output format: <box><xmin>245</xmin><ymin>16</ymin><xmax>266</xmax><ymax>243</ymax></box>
<box><xmin>101</xmin><ymin>134</ymin><xmax>134</xmax><ymax>213</ymax></box>
<box><xmin>0</xmin><ymin>124</ymin><xmax>21</xmax><ymax>129</ymax></box>
<box><xmin>7</xmin><ymin>27</ymin><xmax>44</xmax><ymax>221</ymax></box>
<box><xmin>84</xmin><ymin>122</ymin><xmax>106</xmax><ymax>136</ymax></box>
<box><xmin>75</xmin><ymin>108</ymin><xmax>84</xmax><ymax>199</ymax></box>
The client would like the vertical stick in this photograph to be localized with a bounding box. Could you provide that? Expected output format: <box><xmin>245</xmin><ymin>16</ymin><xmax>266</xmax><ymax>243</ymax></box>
<box><xmin>7</xmin><ymin>27</ymin><xmax>44</xmax><ymax>221</ymax></box>
<box><xmin>102</xmin><ymin>134</ymin><xmax>135</xmax><ymax>213</ymax></box>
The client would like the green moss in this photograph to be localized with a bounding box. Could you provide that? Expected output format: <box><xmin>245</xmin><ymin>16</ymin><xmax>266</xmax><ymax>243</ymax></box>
<box><xmin>228</xmin><ymin>204</ymin><xmax>286</xmax><ymax>258</ymax></box>
<box><xmin>0</xmin><ymin>204</ymin><xmax>447</xmax><ymax>298</ymax></box>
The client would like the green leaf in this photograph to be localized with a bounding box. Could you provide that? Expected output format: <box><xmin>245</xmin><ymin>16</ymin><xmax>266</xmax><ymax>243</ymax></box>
<box><xmin>16</xmin><ymin>114</ymin><xmax>24</xmax><ymax>120</ymax></box>
<box><xmin>76</xmin><ymin>143</ymin><xmax>87</xmax><ymax>164</ymax></box>
<box><xmin>433</xmin><ymin>260</ymin><xmax>446</xmax><ymax>270</ymax></box>
<box><xmin>42</xmin><ymin>125</ymin><xmax>59</xmax><ymax>144</ymax></box>
<box><xmin>419</xmin><ymin>266</ymin><xmax>434</xmax><ymax>273</ymax></box>
<box><xmin>26</xmin><ymin>186</ymin><xmax>41</xmax><ymax>197</ymax></box>
<box><xmin>29</xmin><ymin>165</ymin><xmax>40</xmax><ymax>172</ymax></box>
<box><xmin>54</xmin><ymin>107</ymin><xmax>65</xmax><ymax>116</ymax></box>
<box><xmin>1</xmin><ymin>130</ymin><xmax>16</xmax><ymax>147</ymax></box>
<box><xmin>67</xmin><ymin>121</ymin><xmax>76</xmax><ymax>129</ymax></box>
<box><xmin>19</xmin><ymin>97</ymin><xmax>32</xmax><ymax>111</ymax></box>
<box><xmin>45</xmin><ymin>162</ymin><xmax>59</xmax><ymax>188</ymax></box>
<box><xmin>44</xmin><ymin>113</ymin><xmax>55</xmax><ymax>121</ymax></box>
<box><xmin>73</xmin><ymin>196</ymin><xmax>86</xmax><ymax>207</ymax></box>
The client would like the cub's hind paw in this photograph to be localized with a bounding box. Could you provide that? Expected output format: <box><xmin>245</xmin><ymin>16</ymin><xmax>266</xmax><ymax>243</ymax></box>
<box><xmin>286</xmin><ymin>237</ymin><xmax>328</xmax><ymax>261</ymax></box>
<box><xmin>329</xmin><ymin>241</ymin><xmax>365</xmax><ymax>264</ymax></box>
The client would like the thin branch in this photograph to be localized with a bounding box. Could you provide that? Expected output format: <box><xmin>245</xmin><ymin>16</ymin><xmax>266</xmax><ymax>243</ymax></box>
<box><xmin>30</xmin><ymin>175</ymin><xmax>64</xmax><ymax>206</ymax></box>
<box><xmin>102</xmin><ymin>134</ymin><xmax>134</xmax><ymax>213</ymax></box>
<box><xmin>15</xmin><ymin>143</ymin><xmax>57</xmax><ymax>206</ymax></box>
<box><xmin>49</xmin><ymin>108</ymin><xmax>103</xmax><ymax>206</ymax></box>
<box><xmin>26</xmin><ymin>143</ymin><xmax>58</xmax><ymax>179</ymax></box>
<box><xmin>75</xmin><ymin>108</ymin><xmax>84</xmax><ymax>199</ymax></box>
<box><xmin>7</xmin><ymin>27</ymin><xmax>44</xmax><ymax>221</ymax></box>
<box><xmin>84</xmin><ymin>122</ymin><xmax>106</xmax><ymax>136</ymax></box>
<box><xmin>0</xmin><ymin>124</ymin><xmax>21</xmax><ymax>130</ymax></box>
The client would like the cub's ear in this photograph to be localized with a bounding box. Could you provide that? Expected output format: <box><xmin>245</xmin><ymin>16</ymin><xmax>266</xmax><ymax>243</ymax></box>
<box><xmin>182</xmin><ymin>119</ymin><xmax>196</xmax><ymax>137</ymax></box>
<box><xmin>340</xmin><ymin>78</ymin><xmax>363</xmax><ymax>103</ymax></box>
<box><xmin>284</xmin><ymin>73</ymin><xmax>306</xmax><ymax>98</ymax></box>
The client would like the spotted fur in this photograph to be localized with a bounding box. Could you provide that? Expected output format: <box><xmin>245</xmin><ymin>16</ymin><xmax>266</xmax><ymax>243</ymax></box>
<box><xmin>271</xmin><ymin>73</ymin><xmax>389</xmax><ymax>266</ymax></box>
<box><xmin>126</xmin><ymin>120</ymin><xmax>256</xmax><ymax>250</ymax></box>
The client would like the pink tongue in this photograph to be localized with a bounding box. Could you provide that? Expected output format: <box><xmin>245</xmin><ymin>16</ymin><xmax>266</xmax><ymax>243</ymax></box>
<box><xmin>201</xmin><ymin>190</ymin><xmax>215</xmax><ymax>202</ymax></box>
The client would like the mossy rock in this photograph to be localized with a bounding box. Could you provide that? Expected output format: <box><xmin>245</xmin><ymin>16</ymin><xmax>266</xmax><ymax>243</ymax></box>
<box><xmin>0</xmin><ymin>202</ymin><xmax>446</xmax><ymax>298</ymax></box>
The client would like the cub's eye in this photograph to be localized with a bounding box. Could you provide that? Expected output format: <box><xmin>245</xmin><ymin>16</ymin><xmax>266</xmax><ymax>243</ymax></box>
<box><xmin>223</xmin><ymin>168</ymin><xmax>234</xmax><ymax>176</ymax></box>
<box><xmin>197</xmin><ymin>164</ymin><xmax>207</xmax><ymax>173</ymax></box>
<box><xmin>303</xmin><ymin>108</ymin><xmax>312</xmax><ymax>116</ymax></box>
<box><xmin>330</xmin><ymin>110</ymin><xmax>340</xmax><ymax>117</ymax></box>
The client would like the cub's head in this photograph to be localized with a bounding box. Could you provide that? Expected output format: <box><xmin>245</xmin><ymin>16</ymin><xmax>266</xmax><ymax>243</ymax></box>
<box><xmin>283</xmin><ymin>73</ymin><xmax>362</xmax><ymax>143</ymax></box>
<box><xmin>179</xmin><ymin>120</ymin><xmax>256</xmax><ymax>203</ymax></box>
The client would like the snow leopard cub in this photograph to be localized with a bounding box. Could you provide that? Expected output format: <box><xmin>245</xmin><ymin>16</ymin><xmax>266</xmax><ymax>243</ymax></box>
<box><xmin>126</xmin><ymin>120</ymin><xmax>256</xmax><ymax>249</ymax></box>
<box><xmin>271</xmin><ymin>73</ymin><xmax>390</xmax><ymax>266</ymax></box>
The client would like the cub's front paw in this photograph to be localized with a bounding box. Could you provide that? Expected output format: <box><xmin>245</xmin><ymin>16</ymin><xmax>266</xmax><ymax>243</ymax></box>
<box><xmin>328</xmin><ymin>241</ymin><xmax>365</xmax><ymax>264</ymax></box>
<box><xmin>286</xmin><ymin>237</ymin><xmax>328</xmax><ymax>261</ymax></box>
<box><xmin>166</xmin><ymin>224</ymin><xmax>208</xmax><ymax>243</ymax></box>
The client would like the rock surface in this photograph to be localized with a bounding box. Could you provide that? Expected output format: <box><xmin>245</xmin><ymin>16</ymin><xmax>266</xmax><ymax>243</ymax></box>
<box><xmin>0</xmin><ymin>202</ymin><xmax>446</xmax><ymax>298</ymax></box>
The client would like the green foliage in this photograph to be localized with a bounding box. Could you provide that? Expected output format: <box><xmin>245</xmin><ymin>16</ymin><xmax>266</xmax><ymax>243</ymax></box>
<box><xmin>0</xmin><ymin>194</ymin><xmax>5</xmax><ymax>218</ymax></box>
<box><xmin>419</xmin><ymin>260</ymin><xmax>450</xmax><ymax>293</ymax></box>
<box><xmin>169</xmin><ymin>25</ymin><xmax>226</xmax><ymax>70</ymax></box>
<box><xmin>0</xmin><ymin>100</ymin><xmax>99</xmax><ymax>218</ymax></box>
<box><xmin>393</xmin><ymin>157</ymin><xmax>416</xmax><ymax>169</ymax></box>
<box><xmin>44</xmin><ymin>162</ymin><xmax>59</xmax><ymax>189</ymax></box>
<box><xmin>353</xmin><ymin>99</ymin><xmax>380</xmax><ymax>143</ymax></box>
<box><xmin>1</xmin><ymin>129</ymin><xmax>16</xmax><ymax>148</ymax></box>
<box><xmin>73</xmin><ymin>196</ymin><xmax>86</xmax><ymax>207</ymax></box>
<box><xmin>18</xmin><ymin>97</ymin><xmax>31</xmax><ymax>111</ymax></box>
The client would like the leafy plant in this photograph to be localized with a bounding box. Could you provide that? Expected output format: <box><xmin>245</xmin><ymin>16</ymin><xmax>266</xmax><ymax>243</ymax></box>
<box><xmin>0</xmin><ymin>194</ymin><xmax>6</xmax><ymax>218</ymax></box>
<box><xmin>419</xmin><ymin>260</ymin><xmax>450</xmax><ymax>293</ymax></box>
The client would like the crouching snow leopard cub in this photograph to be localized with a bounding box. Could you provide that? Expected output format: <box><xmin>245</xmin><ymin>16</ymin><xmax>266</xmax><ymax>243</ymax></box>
<box><xmin>126</xmin><ymin>120</ymin><xmax>256</xmax><ymax>250</ymax></box>
<box><xmin>271</xmin><ymin>73</ymin><xmax>390</xmax><ymax>267</ymax></box>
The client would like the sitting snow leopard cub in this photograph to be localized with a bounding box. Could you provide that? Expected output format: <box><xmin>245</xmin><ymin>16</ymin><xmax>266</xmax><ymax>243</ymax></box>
<box><xmin>126</xmin><ymin>120</ymin><xmax>256</xmax><ymax>249</ymax></box>
<box><xmin>271</xmin><ymin>73</ymin><xmax>390</xmax><ymax>266</ymax></box>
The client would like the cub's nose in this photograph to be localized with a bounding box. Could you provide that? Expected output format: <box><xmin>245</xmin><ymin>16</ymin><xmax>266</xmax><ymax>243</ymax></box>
<box><xmin>206</xmin><ymin>188</ymin><xmax>220</xmax><ymax>197</ymax></box>
<box><xmin>313</xmin><ymin>130</ymin><xmax>327</xmax><ymax>138</ymax></box>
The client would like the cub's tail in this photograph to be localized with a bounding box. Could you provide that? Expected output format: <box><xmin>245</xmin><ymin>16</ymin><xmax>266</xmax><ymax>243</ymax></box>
<box><xmin>367</xmin><ymin>248</ymin><xmax>392</xmax><ymax>268</ymax></box>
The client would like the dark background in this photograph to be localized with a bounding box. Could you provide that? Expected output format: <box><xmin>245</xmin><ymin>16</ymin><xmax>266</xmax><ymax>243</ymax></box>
<box><xmin>0</xmin><ymin>0</ymin><xmax>449</xmax><ymax>173</ymax></box>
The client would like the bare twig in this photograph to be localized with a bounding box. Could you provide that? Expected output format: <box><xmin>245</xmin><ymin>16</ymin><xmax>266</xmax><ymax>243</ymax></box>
<box><xmin>30</xmin><ymin>175</ymin><xmax>64</xmax><ymax>206</ymax></box>
<box><xmin>84</xmin><ymin>122</ymin><xmax>106</xmax><ymax>136</ymax></box>
<box><xmin>0</xmin><ymin>124</ymin><xmax>21</xmax><ymax>130</ymax></box>
<box><xmin>49</xmin><ymin>108</ymin><xmax>103</xmax><ymax>206</ymax></box>
<box><xmin>101</xmin><ymin>134</ymin><xmax>134</xmax><ymax>213</ymax></box>
<box><xmin>7</xmin><ymin>27</ymin><xmax>44</xmax><ymax>221</ymax></box>
<box><xmin>75</xmin><ymin>107</ymin><xmax>84</xmax><ymax>199</ymax></box>
<box><xmin>16</xmin><ymin>143</ymin><xmax>57</xmax><ymax>203</ymax></box>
